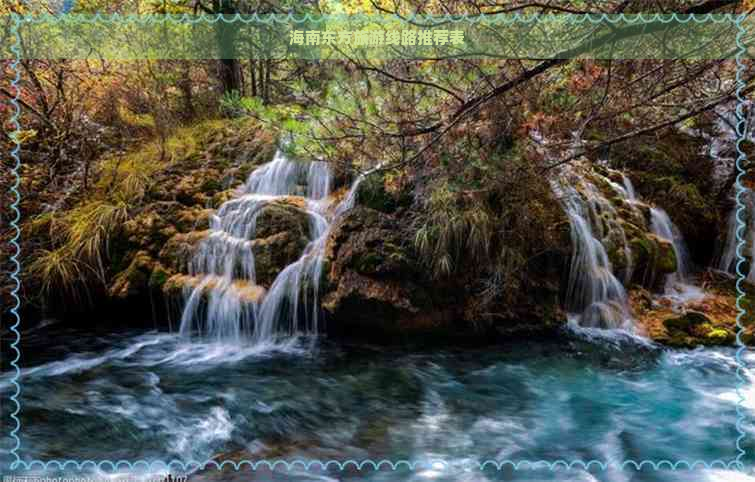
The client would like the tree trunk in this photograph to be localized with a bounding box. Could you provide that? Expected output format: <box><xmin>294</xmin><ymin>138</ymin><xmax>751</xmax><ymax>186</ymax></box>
<box><xmin>178</xmin><ymin>61</ymin><xmax>195</xmax><ymax>119</ymax></box>
<box><xmin>214</xmin><ymin>0</ymin><xmax>240</xmax><ymax>94</ymax></box>
<box><xmin>219</xmin><ymin>59</ymin><xmax>241</xmax><ymax>94</ymax></box>
<box><xmin>258</xmin><ymin>60</ymin><xmax>265</xmax><ymax>102</ymax></box>
<box><xmin>249</xmin><ymin>60</ymin><xmax>257</xmax><ymax>97</ymax></box>
<box><xmin>264</xmin><ymin>59</ymin><xmax>272</xmax><ymax>103</ymax></box>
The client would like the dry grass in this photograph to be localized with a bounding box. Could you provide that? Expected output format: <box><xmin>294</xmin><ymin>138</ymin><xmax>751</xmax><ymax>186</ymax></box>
<box><xmin>415</xmin><ymin>182</ymin><xmax>494</xmax><ymax>279</ymax></box>
<box><xmin>26</xmin><ymin>118</ymin><xmax>260</xmax><ymax>299</ymax></box>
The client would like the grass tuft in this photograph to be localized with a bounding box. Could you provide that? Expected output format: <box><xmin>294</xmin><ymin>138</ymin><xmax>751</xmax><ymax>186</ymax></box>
<box><xmin>415</xmin><ymin>181</ymin><xmax>494</xmax><ymax>279</ymax></box>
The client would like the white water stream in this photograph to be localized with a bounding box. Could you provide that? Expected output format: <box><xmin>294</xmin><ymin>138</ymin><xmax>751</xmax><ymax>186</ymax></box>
<box><xmin>179</xmin><ymin>150</ymin><xmax>363</xmax><ymax>346</ymax></box>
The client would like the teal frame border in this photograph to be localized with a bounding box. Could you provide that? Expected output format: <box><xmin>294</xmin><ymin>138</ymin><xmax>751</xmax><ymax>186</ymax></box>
<box><xmin>4</xmin><ymin>7</ymin><xmax>750</xmax><ymax>476</ymax></box>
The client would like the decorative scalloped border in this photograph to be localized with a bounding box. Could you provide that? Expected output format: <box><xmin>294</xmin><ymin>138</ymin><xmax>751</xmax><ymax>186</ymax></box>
<box><xmin>734</xmin><ymin>8</ymin><xmax>750</xmax><ymax>471</ymax></box>
<box><xmin>4</xmin><ymin>9</ymin><xmax>749</xmax><ymax>476</ymax></box>
<box><xmin>16</xmin><ymin>11</ymin><xmax>741</xmax><ymax>24</ymax></box>
<box><xmin>8</xmin><ymin>7</ymin><xmax>23</xmax><ymax>474</ymax></box>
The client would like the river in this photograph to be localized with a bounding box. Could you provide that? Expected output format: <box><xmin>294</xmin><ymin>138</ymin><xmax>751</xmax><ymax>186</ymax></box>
<box><xmin>1</xmin><ymin>323</ymin><xmax>752</xmax><ymax>481</ymax></box>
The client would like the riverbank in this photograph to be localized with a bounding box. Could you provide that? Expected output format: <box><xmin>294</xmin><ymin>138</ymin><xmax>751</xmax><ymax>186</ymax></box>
<box><xmin>4</xmin><ymin>116</ymin><xmax>753</xmax><ymax>348</ymax></box>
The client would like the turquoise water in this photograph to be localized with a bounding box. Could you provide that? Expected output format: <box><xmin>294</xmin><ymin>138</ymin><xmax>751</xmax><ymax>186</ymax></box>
<box><xmin>1</xmin><ymin>324</ymin><xmax>753</xmax><ymax>481</ymax></box>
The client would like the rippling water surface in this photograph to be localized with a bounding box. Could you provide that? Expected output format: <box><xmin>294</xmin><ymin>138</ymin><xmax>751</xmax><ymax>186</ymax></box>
<box><xmin>1</xmin><ymin>324</ymin><xmax>753</xmax><ymax>481</ymax></box>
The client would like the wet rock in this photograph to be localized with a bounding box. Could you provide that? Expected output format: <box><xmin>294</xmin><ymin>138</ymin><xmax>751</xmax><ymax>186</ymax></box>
<box><xmin>248</xmin><ymin>200</ymin><xmax>311</xmax><ymax>286</ymax></box>
<box><xmin>662</xmin><ymin>311</ymin><xmax>735</xmax><ymax>347</ymax></box>
<box><xmin>163</xmin><ymin>274</ymin><xmax>266</xmax><ymax>304</ymax></box>
<box><xmin>631</xmin><ymin>270</ymin><xmax>746</xmax><ymax>348</ymax></box>
<box><xmin>663</xmin><ymin>311</ymin><xmax>710</xmax><ymax>332</ymax></box>
<box><xmin>629</xmin><ymin>234</ymin><xmax>677</xmax><ymax>288</ymax></box>
<box><xmin>251</xmin><ymin>231</ymin><xmax>308</xmax><ymax>287</ymax></box>
<box><xmin>253</xmin><ymin>199</ymin><xmax>310</xmax><ymax>240</ymax></box>
<box><xmin>159</xmin><ymin>230</ymin><xmax>209</xmax><ymax>273</ymax></box>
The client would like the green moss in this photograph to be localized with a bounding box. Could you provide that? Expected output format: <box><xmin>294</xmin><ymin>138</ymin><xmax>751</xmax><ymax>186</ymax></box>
<box><xmin>655</xmin><ymin>239</ymin><xmax>678</xmax><ymax>274</ymax></box>
<box><xmin>604</xmin><ymin>241</ymin><xmax>627</xmax><ymax>272</ymax></box>
<box><xmin>663</xmin><ymin>311</ymin><xmax>710</xmax><ymax>333</ymax></box>
<box><xmin>148</xmin><ymin>265</ymin><xmax>170</xmax><ymax>290</ymax></box>
<box><xmin>705</xmin><ymin>328</ymin><xmax>731</xmax><ymax>345</ymax></box>
<box><xmin>200</xmin><ymin>178</ymin><xmax>223</xmax><ymax>193</ymax></box>
<box><xmin>629</xmin><ymin>235</ymin><xmax>655</xmax><ymax>274</ymax></box>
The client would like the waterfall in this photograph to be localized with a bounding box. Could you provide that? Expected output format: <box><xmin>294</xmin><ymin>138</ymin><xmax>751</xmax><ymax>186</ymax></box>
<box><xmin>650</xmin><ymin>208</ymin><xmax>690</xmax><ymax>282</ymax></box>
<box><xmin>718</xmin><ymin>188</ymin><xmax>755</xmax><ymax>283</ymax></box>
<box><xmin>554</xmin><ymin>175</ymin><xmax>633</xmax><ymax>330</ymax></box>
<box><xmin>648</xmin><ymin>207</ymin><xmax>705</xmax><ymax>303</ymax></box>
<box><xmin>605</xmin><ymin>171</ymin><xmax>641</xmax><ymax>282</ymax></box>
<box><xmin>179</xmin><ymin>149</ymin><xmax>361</xmax><ymax>345</ymax></box>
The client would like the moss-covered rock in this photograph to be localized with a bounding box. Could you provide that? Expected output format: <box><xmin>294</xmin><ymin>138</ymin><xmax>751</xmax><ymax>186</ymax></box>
<box><xmin>252</xmin><ymin>232</ymin><xmax>309</xmax><ymax>287</ymax></box>
<box><xmin>159</xmin><ymin>230</ymin><xmax>208</xmax><ymax>273</ymax></box>
<box><xmin>632</xmin><ymin>275</ymin><xmax>744</xmax><ymax>348</ymax></box>
<box><xmin>243</xmin><ymin>200</ymin><xmax>311</xmax><ymax>287</ymax></box>
<box><xmin>705</xmin><ymin>327</ymin><xmax>731</xmax><ymax>344</ymax></box>
<box><xmin>663</xmin><ymin>311</ymin><xmax>709</xmax><ymax>332</ymax></box>
<box><xmin>108</xmin><ymin>251</ymin><xmax>155</xmax><ymax>299</ymax></box>
<box><xmin>174</xmin><ymin>207</ymin><xmax>214</xmax><ymax>233</ymax></box>
<box><xmin>253</xmin><ymin>200</ymin><xmax>309</xmax><ymax>240</ymax></box>
<box><xmin>655</xmin><ymin>237</ymin><xmax>677</xmax><ymax>274</ymax></box>
<box><xmin>661</xmin><ymin>310</ymin><xmax>736</xmax><ymax>348</ymax></box>
<box><xmin>601</xmin><ymin>131</ymin><xmax>719</xmax><ymax>266</ymax></box>
<box><xmin>322</xmin><ymin>206</ymin><xmax>443</xmax><ymax>337</ymax></box>
<box><xmin>629</xmin><ymin>234</ymin><xmax>677</xmax><ymax>289</ymax></box>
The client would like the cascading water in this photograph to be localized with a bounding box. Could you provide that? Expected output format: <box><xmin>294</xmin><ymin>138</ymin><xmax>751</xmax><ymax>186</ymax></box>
<box><xmin>718</xmin><ymin>187</ymin><xmax>755</xmax><ymax>283</ymax></box>
<box><xmin>649</xmin><ymin>207</ymin><xmax>705</xmax><ymax>303</ymax></box>
<box><xmin>605</xmin><ymin>171</ymin><xmax>641</xmax><ymax>283</ymax></box>
<box><xmin>707</xmin><ymin>100</ymin><xmax>755</xmax><ymax>282</ymax></box>
<box><xmin>650</xmin><ymin>208</ymin><xmax>690</xmax><ymax>282</ymax></box>
<box><xmin>179</xmin><ymin>149</ymin><xmax>363</xmax><ymax>346</ymax></box>
<box><xmin>554</xmin><ymin>174</ymin><xmax>633</xmax><ymax>330</ymax></box>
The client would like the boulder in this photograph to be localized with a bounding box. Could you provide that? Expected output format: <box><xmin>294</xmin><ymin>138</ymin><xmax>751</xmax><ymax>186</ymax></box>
<box><xmin>322</xmin><ymin>206</ymin><xmax>446</xmax><ymax>337</ymax></box>
<box><xmin>629</xmin><ymin>234</ymin><xmax>677</xmax><ymax>288</ymax></box>
<box><xmin>253</xmin><ymin>199</ymin><xmax>310</xmax><ymax>239</ymax></box>
<box><xmin>249</xmin><ymin>200</ymin><xmax>311</xmax><ymax>287</ymax></box>
<box><xmin>663</xmin><ymin>311</ymin><xmax>710</xmax><ymax>332</ymax></box>
<box><xmin>251</xmin><ymin>231</ymin><xmax>308</xmax><ymax>287</ymax></box>
<box><xmin>661</xmin><ymin>311</ymin><xmax>736</xmax><ymax>347</ymax></box>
